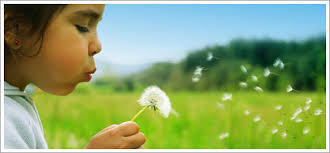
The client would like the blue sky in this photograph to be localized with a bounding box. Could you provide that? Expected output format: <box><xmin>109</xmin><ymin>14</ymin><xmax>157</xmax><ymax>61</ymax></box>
<box><xmin>96</xmin><ymin>4</ymin><xmax>326</xmax><ymax>65</ymax></box>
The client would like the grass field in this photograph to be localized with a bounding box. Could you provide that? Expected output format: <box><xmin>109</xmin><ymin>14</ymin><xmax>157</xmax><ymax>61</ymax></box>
<box><xmin>32</xmin><ymin>84</ymin><xmax>326</xmax><ymax>149</ymax></box>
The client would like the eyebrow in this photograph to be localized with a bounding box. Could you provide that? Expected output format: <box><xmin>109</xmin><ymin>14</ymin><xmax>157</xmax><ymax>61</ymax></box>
<box><xmin>73</xmin><ymin>9</ymin><xmax>102</xmax><ymax>21</ymax></box>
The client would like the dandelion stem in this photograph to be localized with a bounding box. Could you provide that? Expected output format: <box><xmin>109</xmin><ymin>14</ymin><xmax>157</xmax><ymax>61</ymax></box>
<box><xmin>130</xmin><ymin>106</ymin><xmax>148</xmax><ymax>121</ymax></box>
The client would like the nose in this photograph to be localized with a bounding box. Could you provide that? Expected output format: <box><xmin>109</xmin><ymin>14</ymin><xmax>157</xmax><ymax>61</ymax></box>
<box><xmin>89</xmin><ymin>32</ymin><xmax>102</xmax><ymax>56</ymax></box>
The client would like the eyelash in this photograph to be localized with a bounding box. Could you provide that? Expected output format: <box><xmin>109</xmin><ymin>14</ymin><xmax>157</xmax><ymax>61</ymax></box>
<box><xmin>75</xmin><ymin>25</ymin><xmax>89</xmax><ymax>33</ymax></box>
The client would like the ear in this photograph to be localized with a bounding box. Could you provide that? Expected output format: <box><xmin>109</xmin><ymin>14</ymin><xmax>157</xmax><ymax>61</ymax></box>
<box><xmin>4</xmin><ymin>30</ymin><xmax>21</xmax><ymax>50</ymax></box>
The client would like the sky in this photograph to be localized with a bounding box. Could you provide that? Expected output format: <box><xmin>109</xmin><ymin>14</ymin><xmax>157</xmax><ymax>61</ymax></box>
<box><xmin>96</xmin><ymin>4</ymin><xmax>326</xmax><ymax>66</ymax></box>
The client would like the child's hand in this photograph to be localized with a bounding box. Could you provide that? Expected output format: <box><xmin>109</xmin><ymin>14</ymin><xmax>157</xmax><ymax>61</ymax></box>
<box><xmin>85</xmin><ymin>121</ymin><xmax>146</xmax><ymax>149</ymax></box>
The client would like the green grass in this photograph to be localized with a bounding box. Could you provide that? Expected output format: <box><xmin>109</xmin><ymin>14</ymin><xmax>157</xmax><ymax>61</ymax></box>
<box><xmin>32</xmin><ymin>84</ymin><xmax>326</xmax><ymax>149</ymax></box>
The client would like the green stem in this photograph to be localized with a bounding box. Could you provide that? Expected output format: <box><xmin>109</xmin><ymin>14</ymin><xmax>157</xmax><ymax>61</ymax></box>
<box><xmin>130</xmin><ymin>106</ymin><xmax>148</xmax><ymax>121</ymax></box>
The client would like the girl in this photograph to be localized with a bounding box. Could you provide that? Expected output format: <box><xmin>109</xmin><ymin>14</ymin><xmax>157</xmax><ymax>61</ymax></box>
<box><xmin>4</xmin><ymin>4</ymin><xmax>145</xmax><ymax>149</ymax></box>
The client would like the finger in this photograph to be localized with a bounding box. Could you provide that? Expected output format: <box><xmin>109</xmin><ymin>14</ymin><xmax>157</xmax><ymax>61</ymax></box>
<box><xmin>125</xmin><ymin>132</ymin><xmax>146</xmax><ymax>149</ymax></box>
<box><xmin>114</xmin><ymin>121</ymin><xmax>139</xmax><ymax>137</ymax></box>
<box><xmin>98</xmin><ymin>124</ymin><xmax>118</xmax><ymax>135</ymax></box>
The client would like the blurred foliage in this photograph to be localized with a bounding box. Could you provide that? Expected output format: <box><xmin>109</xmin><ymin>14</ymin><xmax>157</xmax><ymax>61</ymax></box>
<box><xmin>92</xmin><ymin>35</ymin><xmax>326</xmax><ymax>92</ymax></box>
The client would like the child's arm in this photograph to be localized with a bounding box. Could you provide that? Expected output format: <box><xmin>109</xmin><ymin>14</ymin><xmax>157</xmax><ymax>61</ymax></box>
<box><xmin>85</xmin><ymin>121</ymin><xmax>146</xmax><ymax>149</ymax></box>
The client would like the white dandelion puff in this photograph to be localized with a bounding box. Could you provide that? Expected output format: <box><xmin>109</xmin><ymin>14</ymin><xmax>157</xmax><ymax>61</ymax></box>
<box><xmin>207</xmin><ymin>52</ymin><xmax>213</xmax><ymax>61</ymax></box>
<box><xmin>194</xmin><ymin>66</ymin><xmax>203</xmax><ymax>76</ymax></box>
<box><xmin>216</xmin><ymin>102</ymin><xmax>225</xmax><ymax>109</ymax></box>
<box><xmin>192</xmin><ymin>76</ymin><xmax>200</xmax><ymax>83</ymax></box>
<box><xmin>286</xmin><ymin>85</ymin><xmax>293</xmax><ymax>92</ymax></box>
<box><xmin>244</xmin><ymin>109</ymin><xmax>250</xmax><ymax>116</ymax></box>
<box><xmin>295</xmin><ymin>118</ymin><xmax>303</xmax><ymax>123</ymax></box>
<box><xmin>272</xmin><ymin>128</ymin><xmax>278</xmax><ymax>134</ymax></box>
<box><xmin>281</xmin><ymin>132</ymin><xmax>287</xmax><ymax>138</ymax></box>
<box><xmin>314</xmin><ymin>109</ymin><xmax>322</xmax><ymax>116</ymax></box>
<box><xmin>254</xmin><ymin>86</ymin><xmax>263</xmax><ymax>92</ymax></box>
<box><xmin>264</xmin><ymin>68</ymin><xmax>271</xmax><ymax>77</ymax></box>
<box><xmin>219</xmin><ymin>132</ymin><xmax>229</xmax><ymax>140</ymax></box>
<box><xmin>274</xmin><ymin>58</ymin><xmax>285</xmax><ymax>69</ymax></box>
<box><xmin>306</xmin><ymin>98</ymin><xmax>312</xmax><ymax>105</ymax></box>
<box><xmin>251</xmin><ymin>75</ymin><xmax>258</xmax><ymax>82</ymax></box>
<box><xmin>304</xmin><ymin>105</ymin><xmax>310</xmax><ymax>111</ymax></box>
<box><xmin>290</xmin><ymin>107</ymin><xmax>302</xmax><ymax>120</ymax></box>
<box><xmin>222</xmin><ymin>93</ymin><xmax>232</xmax><ymax>101</ymax></box>
<box><xmin>131</xmin><ymin>86</ymin><xmax>172</xmax><ymax>121</ymax></box>
<box><xmin>253</xmin><ymin>115</ymin><xmax>261</xmax><ymax>122</ymax></box>
<box><xmin>240</xmin><ymin>65</ymin><xmax>247</xmax><ymax>73</ymax></box>
<box><xmin>275</xmin><ymin>105</ymin><xmax>282</xmax><ymax>110</ymax></box>
<box><xmin>278</xmin><ymin>121</ymin><xmax>283</xmax><ymax>126</ymax></box>
<box><xmin>239</xmin><ymin>82</ymin><xmax>248</xmax><ymax>88</ymax></box>
<box><xmin>303</xmin><ymin>127</ymin><xmax>310</xmax><ymax>135</ymax></box>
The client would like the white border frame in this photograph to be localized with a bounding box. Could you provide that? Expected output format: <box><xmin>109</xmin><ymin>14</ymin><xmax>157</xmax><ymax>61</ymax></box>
<box><xmin>1</xmin><ymin>1</ymin><xmax>329</xmax><ymax>152</ymax></box>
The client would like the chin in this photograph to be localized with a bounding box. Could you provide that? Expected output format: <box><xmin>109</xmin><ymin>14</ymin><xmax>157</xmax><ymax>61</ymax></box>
<box><xmin>44</xmin><ymin>84</ymin><xmax>77</xmax><ymax>96</ymax></box>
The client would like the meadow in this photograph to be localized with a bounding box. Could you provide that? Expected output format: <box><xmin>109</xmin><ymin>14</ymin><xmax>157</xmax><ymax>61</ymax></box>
<box><xmin>33</xmin><ymin>83</ymin><xmax>326</xmax><ymax>149</ymax></box>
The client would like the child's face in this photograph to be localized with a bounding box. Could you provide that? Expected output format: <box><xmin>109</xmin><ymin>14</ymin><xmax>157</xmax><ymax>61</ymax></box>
<box><xmin>22</xmin><ymin>4</ymin><xmax>105</xmax><ymax>95</ymax></box>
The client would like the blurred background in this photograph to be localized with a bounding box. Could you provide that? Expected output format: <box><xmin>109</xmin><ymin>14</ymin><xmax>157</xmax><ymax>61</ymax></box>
<box><xmin>30</xmin><ymin>4</ymin><xmax>326</xmax><ymax>149</ymax></box>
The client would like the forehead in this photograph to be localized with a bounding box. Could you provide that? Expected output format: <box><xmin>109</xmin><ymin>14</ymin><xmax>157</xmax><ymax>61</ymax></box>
<box><xmin>61</xmin><ymin>4</ymin><xmax>105</xmax><ymax>17</ymax></box>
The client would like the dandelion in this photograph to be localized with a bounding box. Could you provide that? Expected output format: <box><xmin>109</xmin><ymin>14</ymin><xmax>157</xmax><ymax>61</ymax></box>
<box><xmin>240</xmin><ymin>65</ymin><xmax>247</xmax><ymax>73</ymax></box>
<box><xmin>281</xmin><ymin>132</ymin><xmax>287</xmax><ymax>138</ymax></box>
<box><xmin>131</xmin><ymin>86</ymin><xmax>172</xmax><ymax>121</ymax></box>
<box><xmin>254</xmin><ymin>86</ymin><xmax>263</xmax><ymax>92</ymax></box>
<box><xmin>273</xmin><ymin>58</ymin><xmax>285</xmax><ymax>69</ymax></box>
<box><xmin>239</xmin><ymin>82</ymin><xmax>248</xmax><ymax>88</ymax></box>
<box><xmin>264</xmin><ymin>68</ymin><xmax>271</xmax><ymax>77</ymax></box>
<box><xmin>272</xmin><ymin>128</ymin><xmax>278</xmax><ymax>134</ymax></box>
<box><xmin>290</xmin><ymin>107</ymin><xmax>302</xmax><ymax>120</ymax></box>
<box><xmin>303</xmin><ymin>127</ymin><xmax>310</xmax><ymax>135</ymax></box>
<box><xmin>251</xmin><ymin>75</ymin><xmax>258</xmax><ymax>82</ymax></box>
<box><xmin>207</xmin><ymin>52</ymin><xmax>213</xmax><ymax>61</ymax></box>
<box><xmin>253</xmin><ymin>115</ymin><xmax>261</xmax><ymax>122</ymax></box>
<box><xmin>222</xmin><ymin>93</ymin><xmax>232</xmax><ymax>101</ymax></box>
<box><xmin>192</xmin><ymin>76</ymin><xmax>200</xmax><ymax>83</ymax></box>
<box><xmin>314</xmin><ymin>109</ymin><xmax>322</xmax><ymax>116</ymax></box>
<box><xmin>275</xmin><ymin>105</ymin><xmax>282</xmax><ymax>110</ymax></box>
<box><xmin>278</xmin><ymin>121</ymin><xmax>283</xmax><ymax>126</ymax></box>
<box><xmin>244</xmin><ymin>109</ymin><xmax>250</xmax><ymax>116</ymax></box>
<box><xmin>219</xmin><ymin>132</ymin><xmax>229</xmax><ymax>140</ymax></box>
<box><xmin>194</xmin><ymin>66</ymin><xmax>203</xmax><ymax>76</ymax></box>
<box><xmin>286</xmin><ymin>85</ymin><xmax>293</xmax><ymax>92</ymax></box>
<box><xmin>216</xmin><ymin>102</ymin><xmax>225</xmax><ymax>109</ymax></box>
<box><xmin>295</xmin><ymin>118</ymin><xmax>303</xmax><ymax>123</ymax></box>
<box><xmin>306</xmin><ymin>98</ymin><xmax>312</xmax><ymax>105</ymax></box>
<box><xmin>304</xmin><ymin>105</ymin><xmax>310</xmax><ymax>111</ymax></box>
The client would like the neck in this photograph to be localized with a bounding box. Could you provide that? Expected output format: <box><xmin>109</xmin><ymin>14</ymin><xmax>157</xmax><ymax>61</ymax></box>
<box><xmin>5</xmin><ymin>56</ymin><xmax>29</xmax><ymax>91</ymax></box>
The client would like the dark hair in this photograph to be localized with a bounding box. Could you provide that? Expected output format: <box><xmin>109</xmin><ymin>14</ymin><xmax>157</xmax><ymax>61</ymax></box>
<box><xmin>4</xmin><ymin>4</ymin><xmax>67</xmax><ymax>58</ymax></box>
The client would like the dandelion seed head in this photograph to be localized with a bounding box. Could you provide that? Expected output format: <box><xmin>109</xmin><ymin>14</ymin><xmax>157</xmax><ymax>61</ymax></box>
<box><xmin>239</xmin><ymin>82</ymin><xmax>248</xmax><ymax>88</ymax></box>
<box><xmin>194</xmin><ymin>66</ymin><xmax>203</xmax><ymax>76</ymax></box>
<box><xmin>222</xmin><ymin>93</ymin><xmax>232</xmax><ymax>101</ymax></box>
<box><xmin>240</xmin><ymin>65</ymin><xmax>247</xmax><ymax>73</ymax></box>
<box><xmin>219</xmin><ymin>132</ymin><xmax>229</xmax><ymax>140</ymax></box>
<box><xmin>272</xmin><ymin>128</ymin><xmax>278</xmax><ymax>134</ymax></box>
<box><xmin>287</xmin><ymin>85</ymin><xmax>293</xmax><ymax>92</ymax></box>
<box><xmin>306</xmin><ymin>98</ymin><xmax>312</xmax><ymax>105</ymax></box>
<box><xmin>264</xmin><ymin>68</ymin><xmax>271</xmax><ymax>77</ymax></box>
<box><xmin>274</xmin><ymin>58</ymin><xmax>285</xmax><ymax>69</ymax></box>
<box><xmin>304</xmin><ymin>105</ymin><xmax>310</xmax><ymax>111</ymax></box>
<box><xmin>138</xmin><ymin>86</ymin><xmax>172</xmax><ymax>118</ymax></box>
<box><xmin>244</xmin><ymin>109</ymin><xmax>250</xmax><ymax>116</ymax></box>
<box><xmin>275</xmin><ymin>105</ymin><xmax>282</xmax><ymax>110</ymax></box>
<box><xmin>253</xmin><ymin>115</ymin><xmax>261</xmax><ymax>122</ymax></box>
<box><xmin>295</xmin><ymin>118</ymin><xmax>303</xmax><ymax>123</ymax></box>
<box><xmin>252</xmin><ymin>75</ymin><xmax>258</xmax><ymax>82</ymax></box>
<box><xmin>254</xmin><ymin>86</ymin><xmax>263</xmax><ymax>92</ymax></box>
<box><xmin>314</xmin><ymin>109</ymin><xmax>322</xmax><ymax>116</ymax></box>
<box><xmin>207</xmin><ymin>52</ymin><xmax>213</xmax><ymax>61</ymax></box>
<box><xmin>303</xmin><ymin>127</ymin><xmax>310</xmax><ymax>135</ymax></box>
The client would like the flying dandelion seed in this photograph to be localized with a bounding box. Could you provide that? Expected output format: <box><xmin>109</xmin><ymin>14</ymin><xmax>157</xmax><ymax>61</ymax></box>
<box><xmin>219</xmin><ymin>132</ymin><xmax>229</xmax><ymax>140</ymax></box>
<box><xmin>295</xmin><ymin>118</ymin><xmax>303</xmax><ymax>123</ymax></box>
<box><xmin>275</xmin><ymin>105</ymin><xmax>282</xmax><ymax>110</ymax></box>
<box><xmin>192</xmin><ymin>76</ymin><xmax>200</xmax><ymax>83</ymax></box>
<box><xmin>281</xmin><ymin>132</ymin><xmax>287</xmax><ymax>138</ymax></box>
<box><xmin>314</xmin><ymin>109</ymin><xmax>322</xmax><ymax>116</ymax></box>
<box><xmin>286</xmin><ymin>85</ymin><xmax>293</xmax><ymax>92</ymax></box>
<box><xmin>222</xmin><ymin>93</ymin><xmax>232</xmax><ymax>101</ymax></box>
<box><xmin>264</xmin><ymin>68</ymin><xmax>271</xmax><ymax>77</ymax></box>
<box><xmin>131</xmin><ymin>86</ymin><xmax>172</xmax><ymax>121</ymax></box>
<box><xmin>244</xmin><ymin>109</ymin><xmax>250</xmax><ymax>116</ymax></box>
<box><xmin>216</xmin><ymin>102</ymin><xmax>225</xmax><ymax>109</ymax></box>
<box><xmin>254</xmin><ymin>86</ymin><xmax>263</xmax><ymax>92</ymax></box>
<box><xmin>303</xmin><ymin>127</ymin><xmax>310</xmax><ymax>135</ymax></box>
<box><xmin>251</xmin><ymin>75</ymin><xmax>258</xmax><ymax>82</ymax></box>
<box><xmin>170</xmin><ymin>109</ymin><xmax>179</xmax><ymax>117</ymax></box>
<box><xmin>194</xmin><ymin>66</ymin><xmax>203</xmax><ymax>76</ymax></box>
<box><xmin>239</xmin><ymin>82</ymin><xmax>248</xmax><ymax>88</ymax></box>
<box><xmin>274</xmin><ymin>58</ymin><xmax>285</xmax><ymax>69</ymax></box>
<box><xmin>304</xmin><ymin>105</ymin><xmax>310</xmax><ymax>111</ymax></box>
<box><xmin>207</xmin><ymin>52</ymin><xmax>213</xmax><ymax>61</ymax></box>
<box><xmin>240</xmin><ymin>65</ymin><xmax>247</xmax><ymax>73</ymax></box>
<box><xmin>253</xmin><ymin>116</ymin><xmax>261</xmax><ymax>122</ymax></box>
<box><xmin>306</xmin><ymin>98</ymin><xmax>312</xmax><ymax>105</ymax></box>
<box><xmin>272</xmin><ymin>128</ymin><xmax>278</xmax><ymax>134</ymax></box>
<box><xmin>290</xmin><ymin>107</ymin><xmax>302</xmax><ymax>120</ymax></box>
<box><xmin>278</xmin><ymin>121</ymin><xmax>283</xmax><ymax>126</ymax></box>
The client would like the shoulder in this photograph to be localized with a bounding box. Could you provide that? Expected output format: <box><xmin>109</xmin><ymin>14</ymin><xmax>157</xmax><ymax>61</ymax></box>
<box><xmin>4</xmin><ymin>96</ymin><xmax>36</xmax><ymax>149</ymax></box>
